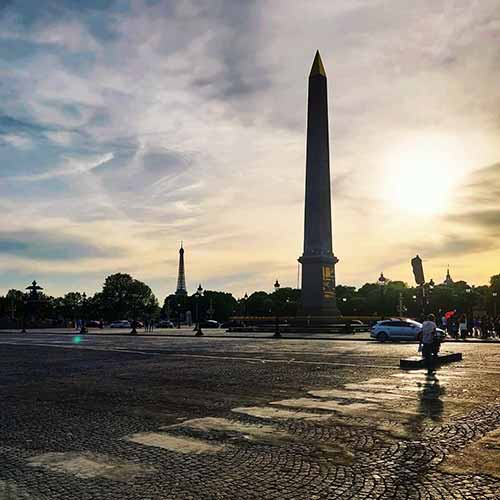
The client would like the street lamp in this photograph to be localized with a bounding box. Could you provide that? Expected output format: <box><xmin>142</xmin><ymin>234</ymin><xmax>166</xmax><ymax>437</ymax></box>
<box><xmin>21</xmin><ymin>297</ymin><xmax>28</xmax><ymax>333</ymax></box>
<box><xmin>493</xmin><ymin>291</ymin><xmax>498</xmax><ymax>317</ymax></box>
<box><xmin>130</xmin><ymin>293</ymin><xmax>139</xmax><ymax>335</ymax></box>
<box><xmin>465</xmin><ymin>287</ymin><xmax>473</xmax><ymax>325</ymax></box>
<box><xmin>377</xmin><ymin>273</ymin><xmax>388</xmax><ymax>317</ymax></box>
<box><xmin>425</xmin><ymin>279</ymin><xmax>435</xmax><ymax>315</ymax></box>
<box><xmin>273</xmin><ymin>280</ymin><xmax>281</xmax><ymax>338</ymax></box>
<box><xmin>243</xmin><ymin>292</ymin><xmax>248</xmax><ymax>316</ymax></box>
<box><xmin>195</xmin><ymin>284</ymin><xmax>204</xmax><ymax>336</ymax></box>
<box><xmin>79</xmin><ymin>292</ymin><xmax>88</xmax><ymax>335</ymax></box>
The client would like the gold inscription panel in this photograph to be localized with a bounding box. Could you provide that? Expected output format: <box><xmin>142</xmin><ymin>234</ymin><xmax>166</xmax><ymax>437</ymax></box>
<box><xmin>322</xmin><ymin>265</ymin><xmax>335</xmax><ymax>299</ymax></box>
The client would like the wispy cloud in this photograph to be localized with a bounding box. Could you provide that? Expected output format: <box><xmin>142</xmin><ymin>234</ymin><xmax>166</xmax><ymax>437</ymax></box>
<box><xmin>11</xmin><ymin>152</ymin><xmax>114</xmax><ymax>182</ymax></box>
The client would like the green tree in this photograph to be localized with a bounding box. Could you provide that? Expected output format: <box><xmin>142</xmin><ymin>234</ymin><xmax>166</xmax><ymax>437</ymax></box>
<box><xmin>201</xmin><ymin>291</ymin><xmax>238</xmax><ymax>321</ymax></box>
<box><xmin>490</xmin><ymin>274</ymin><xmax>500</xmax><ymax>293</ymax></box>
<box><xmin>246</xmin><ymin>291</ymin><xmax>272</xmax><ymax>316</ymax></box>
<box><xmin>101</xmin><ymin>273</ymin><xmax>159</xmax><ymax>321</ymax></box>
<box><xmin>271</xmin><ymin>287</ymin><xmax>300</xmax><ymax>316</ymax></box>
<box><xmin>61</xmin><ymin>292</ymin><xmax>83</xmax><ymax>325</ymax></box>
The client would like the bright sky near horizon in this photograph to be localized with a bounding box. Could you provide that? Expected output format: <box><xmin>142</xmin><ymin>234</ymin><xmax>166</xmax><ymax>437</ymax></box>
<box><xmin>0</xmin><ymin>0</ymin><xmax>499</xmax><ymax>300</ymax></box>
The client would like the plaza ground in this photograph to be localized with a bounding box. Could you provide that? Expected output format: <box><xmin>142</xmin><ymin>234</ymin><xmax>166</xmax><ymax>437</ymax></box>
<box><xmin>0</xmin><ymin>333</ymin><xmax>498</xmax><ymax>499</ymax></box>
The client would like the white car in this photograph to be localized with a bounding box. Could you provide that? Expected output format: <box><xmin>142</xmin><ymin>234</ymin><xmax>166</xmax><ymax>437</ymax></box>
<box><xmin>109</xmin><ymin>320</ymin><xmax>131</xmax><ymax>328</ymax></box>
<box><xmin>370</xmin><ymin>318</ymin><xmax>445</xmax><ymax>342</ymax></box>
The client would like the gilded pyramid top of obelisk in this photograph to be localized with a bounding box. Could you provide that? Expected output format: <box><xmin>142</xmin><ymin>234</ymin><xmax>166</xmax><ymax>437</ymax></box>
<box><xmin>310</xmin><ymin>50</ymin><xmax>326</xmax><ymax>77</ymax></box>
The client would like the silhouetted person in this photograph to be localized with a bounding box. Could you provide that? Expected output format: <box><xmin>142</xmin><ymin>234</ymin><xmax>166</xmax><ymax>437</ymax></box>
<box><xmin>459</xmin><ymin>314</ymin><xmax>468</xmax><ymax>341</ymax></box>
<box><xmin>420</xmin><ymin>313</ymin><xmax>437</xmax><ymax>372</ymax></box>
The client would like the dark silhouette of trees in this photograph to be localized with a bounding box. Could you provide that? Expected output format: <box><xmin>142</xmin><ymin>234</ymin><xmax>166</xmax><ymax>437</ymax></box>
<box><xmin>100</xmin><ymin>273</ymin><xmax>159</xmax><ymax>321</ymax></box>
<box><xmin>1</xmin><ymin>273</ymin><xmax>500</xmax><ymax>327</ymax></box>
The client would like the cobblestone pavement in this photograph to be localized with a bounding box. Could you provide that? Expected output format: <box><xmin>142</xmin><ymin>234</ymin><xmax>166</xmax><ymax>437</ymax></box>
<box><xmin>0</xmin><ymin>334</ymin><xmax>498</xmax><ymax>499</ymax></box>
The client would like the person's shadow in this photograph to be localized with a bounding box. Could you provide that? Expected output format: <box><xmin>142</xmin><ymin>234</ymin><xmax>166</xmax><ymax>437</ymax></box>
<box><xmin>418</xmin><ymin>372</ymin><xmax>445</xmax><ymax>422</ymax></box>
<box><xmin>390</xmin><ymin>371</ymin><xmax>446</xmax><ymax>493</ymax></box>
<box><xmin>406</xmin><ymin>371</ymin><xmax>446</xmax><ymax>437</ymax></box>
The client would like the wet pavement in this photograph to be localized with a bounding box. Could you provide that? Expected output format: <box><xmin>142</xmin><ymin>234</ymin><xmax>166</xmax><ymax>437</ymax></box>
<box><xmin>0</xmin><ymin>334</ymin><xmax>498</xmax><ymax>499</ymax></box>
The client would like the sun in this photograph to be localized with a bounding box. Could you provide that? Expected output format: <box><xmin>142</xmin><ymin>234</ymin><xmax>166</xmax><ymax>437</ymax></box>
<box><xmin>383</xmin><ymin>135</ymin><xmax>462</xmax><ymax>216</ymax></box>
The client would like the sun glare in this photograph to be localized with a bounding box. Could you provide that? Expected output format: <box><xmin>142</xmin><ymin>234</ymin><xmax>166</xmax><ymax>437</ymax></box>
<box><xmin>384</xmin><ymin>136</ymin><xmax>461</xmax><ymax>216</ymax></box>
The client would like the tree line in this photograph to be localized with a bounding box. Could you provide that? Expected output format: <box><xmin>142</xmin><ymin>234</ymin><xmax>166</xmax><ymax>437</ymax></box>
<box><xmin>0</xmin><ymin>272</ymin><xmax>499</xmax><ymax>328</ymax></box>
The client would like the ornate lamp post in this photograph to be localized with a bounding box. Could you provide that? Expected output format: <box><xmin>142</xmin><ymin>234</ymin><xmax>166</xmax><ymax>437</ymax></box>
<box><xmin>79</xmin><ymin>292</ymin><xmax>88</xmax><ymax>335</ymax></box>
<box><xmin>21</xmin><ymin>297</ymin><xmax>28</xmax><ymax>333</ymax></box>
<box><xmin>493</xmin><ymin>291</ymin><xmax>498</xmax><ymax>317</ymax></box>
<box><xmin>377</xmin><ymin>273</ymin><xmax>389</xmax><ymax>317</ymax></box>
<box><xmin>195</xmin><ymin>284</ymin><xmax>204</xmax><ymax>336</ymax></box>
<box><xmin>465</xmin><ymin>287</ymin><xmax>473</xmax><ymax>333</ymax></box>
<box><xmin>426</xmin><ymin>279</ymin><xmax>435</xmax><ymax>315</ymax></box>
<box><xmin>207</xmin><ymin>298</ymin><xmax>215</xmax><ymax>320</ymax></box>
<box><xmin>273</xmin><ymin>280</ymin><xmax>281</xmax><ymax>338</ymax></box>
<box><xmin>243</xmin><ymin>292</ymin><xmax>248</xmax><ymax>316</ymax></box>
<box><xmin>130</xmin><ymin>293</ymin><xmax>139</xmax><ymax>335</ymax></box>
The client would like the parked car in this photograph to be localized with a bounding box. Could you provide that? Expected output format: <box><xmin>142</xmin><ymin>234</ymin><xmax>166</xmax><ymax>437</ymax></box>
<box><xmin>85</xmin><ymin>320</ymin><xmax>102</xmax><ymax>328</ymax></box>
<box><xmin>342</xmin><ymin>319</ymin><xmax>366</xmax><ymax>332</ymax></box>
<box><xmin>198</xmin><ymin>320</ymin><xmax>220</xmax><ymax>329</ymax></box>
<box><xmin>220</xmin><ymin>320</ymin><xmax>245</xmax><ymax>329</ymax></box>
<box><xmin>156</xmin><ymin>320</ymin><xmax>175</xmax><ymax>328</ymax></box>
<box><xmin>370</xmin><ymin>319</ymin><xmax>445</xmax><ymax>342</ymax></box>
<box><xmin>109</xmin><ymin>320</ymin><xmax>131</xmax><ymax>328</ymax></box>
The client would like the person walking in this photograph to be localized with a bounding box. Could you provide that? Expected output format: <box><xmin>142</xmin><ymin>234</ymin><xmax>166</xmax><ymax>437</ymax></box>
<box><xmin>420</xmin><ymin>314</ymin><xmax>437</xmax><ymax>372</ymax></box>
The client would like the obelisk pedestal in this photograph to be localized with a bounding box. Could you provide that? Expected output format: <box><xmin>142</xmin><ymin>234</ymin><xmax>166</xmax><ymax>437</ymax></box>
<box><xmin>298</xmin><ymin>51</ymin><xmax>340</xmax><ymax>316</ymax></box>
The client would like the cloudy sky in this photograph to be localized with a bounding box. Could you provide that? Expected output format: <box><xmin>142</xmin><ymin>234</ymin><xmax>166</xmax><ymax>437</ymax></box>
<box><xmin>0</xmin><ymin>0</ymin><xmax>499</xmax><ymax>300</ymax></box>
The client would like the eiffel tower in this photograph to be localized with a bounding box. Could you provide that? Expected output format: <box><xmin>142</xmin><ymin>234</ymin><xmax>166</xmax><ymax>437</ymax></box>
<box><xmin>175</xmin><ymin>242</ymin><xmax>188</xmax><ymax>296</ymax></box>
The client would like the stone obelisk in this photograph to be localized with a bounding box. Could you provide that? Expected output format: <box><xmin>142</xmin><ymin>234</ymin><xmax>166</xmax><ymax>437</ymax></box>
<box><xmin>298</xmin><ymin>51</ymin><xmax>340</xmax><ymax>316</ymax></box>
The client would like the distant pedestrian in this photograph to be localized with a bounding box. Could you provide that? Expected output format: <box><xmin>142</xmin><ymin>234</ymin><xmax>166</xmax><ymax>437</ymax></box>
<box><xmin>440</xmin><ymin>315</ymin><xmax>447</xmax><ymax>332</ymax></box>
<box><xmin>449</xmin><ymin>316</ymin><xmax>459</xmax><ymax>339</ymax></box>
<box><xmin>420</xmin><ymin>314</ymin><xmax>437</xmax><ymax>372</ymax></box>
<box><xmin>459</xmin><ymin>314</ymin><xmax>468</xmax><ymax>341</ymax></box>
<box><xmin>482</xmin><ymin>316</ymin><xmax>492</xmax><ymax>339</ymax></box>
<box><xmin>494</xmin><ymin>316</ymin><xmax>500</xmax><ymax>338</ymax></box>
<box><xmin>149</xmin><ymin>319</ymin><xmax>154</xmax><ymax>333</ymax></box>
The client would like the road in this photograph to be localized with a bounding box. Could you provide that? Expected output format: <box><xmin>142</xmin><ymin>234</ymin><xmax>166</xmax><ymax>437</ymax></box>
<box><xmin>0</xmin><ymin>334</ymin><xmax>498</xmax><ymax>499</ymax></box>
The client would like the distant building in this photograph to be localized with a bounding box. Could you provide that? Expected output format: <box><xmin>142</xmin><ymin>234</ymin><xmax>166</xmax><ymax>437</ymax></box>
<box><xmin>175</xmin><ymin>243</ymin><xmax>188</xmax><ymax>296</ymax></box>
<box><xmin>443</xmin><ymin>267</ymin><xmax>454</xmax><ymax>286</ymax></box>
